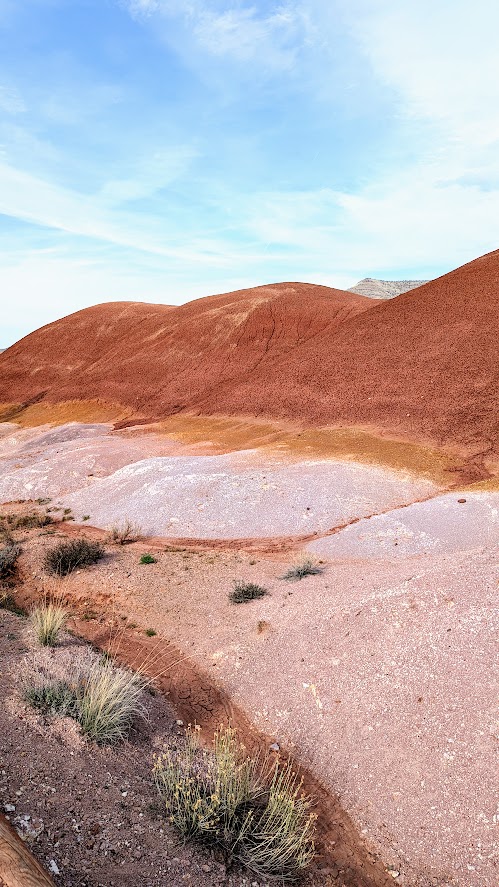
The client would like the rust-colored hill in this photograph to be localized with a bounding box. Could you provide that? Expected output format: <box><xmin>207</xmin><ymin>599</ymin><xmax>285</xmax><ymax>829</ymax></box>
<box><xmin>196</xmin><ymin>251</ymin><xmax>499</xmax><ymax>468</ymax></box>
<box><xmin>1</xmin><ymin>253</ymin><xmax>498</xmax><ymax>471</ymax></box>
<box><xmin>0</xmin><ymin>282</ymin><xmax>371</xmax><ymax>413</ymax></box>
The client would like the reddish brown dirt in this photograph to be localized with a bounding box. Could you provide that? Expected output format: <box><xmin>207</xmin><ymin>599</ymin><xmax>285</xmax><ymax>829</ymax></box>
<box><xmin>1</xmin><ymin>250</ymin><xmax>498</xmax><ymax>475</ymax></box>
<box><xmin>10</xmin><ymin>583</ymin><xmax>392</xmax><ymax>887</ymax></box>
<box><xmin>0</xmin><ymin>283</ymin><xmax>371</xmax><ymax>418</ymax></box>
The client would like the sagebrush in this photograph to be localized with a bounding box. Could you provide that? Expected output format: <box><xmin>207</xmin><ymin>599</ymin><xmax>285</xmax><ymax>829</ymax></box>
<box><xmin>281</xmin><ymin>558</ymin><xmax>323</xmax><ymax>582</ymax></box>
<box><xmin>0</xmin><ymin>543</ymin><xmax>21</xmax><ymax>583</ymax></box>
<box><xmin>154</xmin><ymin>725</ymin><xmax>316</xmax><ymax>880</ymax></box>
<box><xmin>44</xmin><ymin>538</ymin><xmax>105</xmax><ymax>576</ymax></box>
<box><xmin>230</xmin><ymin>581</ymin><xmax>268</xmax><ymax>604</ymax></box>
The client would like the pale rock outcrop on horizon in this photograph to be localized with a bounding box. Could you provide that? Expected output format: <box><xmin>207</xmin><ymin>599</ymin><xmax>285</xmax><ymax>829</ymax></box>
<box><xmin>348</xmin><ymin>278</ymin><xmax>430</xmax><ymax>298</ymax></box>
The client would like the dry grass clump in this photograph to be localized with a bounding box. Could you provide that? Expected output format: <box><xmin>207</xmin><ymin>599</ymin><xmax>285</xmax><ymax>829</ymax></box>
<box><xmin>229</xmin><ymin>581</ymin><xmax>268</xmax><ymax>604</ymax></box>
<box><xmin>109</xmin><ymin>519</ymin><xmax>142</xmax><ymax>545</ymax></box>
<box><xmin>44</xmin><ymin>537</ymin><xmax>105</xmax><ymax>576</ymax></box>
<box><xmin>30</xmin><ymin>600</ymin><xmax>68</xmax><ymax>646</ymax></box>
<box><xmin>20</xmin><ymin>647</ymin><xmax>146</xmax><ymax>744</ymax></box>
<box><xmin>281</xmin><ymin>557</ymin><xmax>323</xmax><ymax>582</ymax></box>
<box><xmin>154</xmin><ymin>725</ymin><xmax>316</xmax><ymax>880</ymax></box>
<box><xmin>78</xmin><ymin>656</ymin><xmax>146</xmax><ymax>744</ymax></box>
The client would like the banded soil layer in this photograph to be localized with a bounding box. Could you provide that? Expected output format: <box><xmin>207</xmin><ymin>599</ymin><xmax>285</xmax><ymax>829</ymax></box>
<box><xmin>1</xmin><ymin>249</ymin><xmax>498</xmax><ymax>476</ymax></box>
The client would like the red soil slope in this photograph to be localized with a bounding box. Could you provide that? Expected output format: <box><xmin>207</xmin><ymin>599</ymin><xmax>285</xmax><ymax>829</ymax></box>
<box><xmin>1</xmin><ymin>252</ymin><xmax>498</xmax><ymax>465</ymax></box>
<box><xmin>0</xmin><ymin>282</ymin><xmax>372</xmax><ymax>411</ymax></box>
<box><xmin>198</xmin><ymin>251</ymin><xmax>499</xmax><ymax>462</ymax></box>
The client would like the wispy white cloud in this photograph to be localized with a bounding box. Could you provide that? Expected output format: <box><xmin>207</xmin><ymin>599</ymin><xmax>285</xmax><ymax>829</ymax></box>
<box><xmin>125</xmin><ymin>1</ymin><xmax>315</xmax><ymax>71</ymax></box>
<box><xmin>0</xmin><ymin>159</ymin><xmax>229</xmax><ymax>264</ymax></box>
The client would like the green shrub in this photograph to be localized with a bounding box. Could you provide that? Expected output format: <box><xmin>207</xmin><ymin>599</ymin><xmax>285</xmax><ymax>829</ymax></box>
<box><xmin>154</xmin><ymin>725</ymin><xmax>316</xmax><ymax>880</ymax></box>
<box><xmin>30</xmin><ymin>601</ymin><xmax>67</xmax><ymax>646</ymax></box>
<box><xmin>140</xmin><ymin>553</ymin><xmax>157</xmax><ymax>564</ymax></box>
<box><xmin>230</xmin><ymin>581</ymin><xmax>268</xmax><ymax>604</ymax></box>
<box><xmin>44</xmin><ymin>538</ymin><xmax>105</xmax><ymax>576</ymax></box>
<box><xmin>281</xmin><ymin>558</ymin><xmax>323</xmax><ymax>582</ymax></box>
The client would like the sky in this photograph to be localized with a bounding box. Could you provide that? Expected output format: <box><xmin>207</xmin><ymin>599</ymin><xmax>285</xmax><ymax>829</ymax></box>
<box><xmin>1</xmin><ymin>0</ymin><xmax>499</xmax><ymax>346</ymax></box>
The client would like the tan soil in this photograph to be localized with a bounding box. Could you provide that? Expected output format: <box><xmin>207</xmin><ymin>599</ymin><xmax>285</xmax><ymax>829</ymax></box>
<box><xmin>2</xmin><ymin>505</ymin><xmax>496</xmax><ymax>887</ymax></box>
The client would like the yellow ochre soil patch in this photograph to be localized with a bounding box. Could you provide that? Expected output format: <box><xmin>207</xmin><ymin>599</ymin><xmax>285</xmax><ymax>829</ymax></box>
<box><xmin>0</xmin><ymin>399</ymin><xmax>133</xmax><ymax>427</ymax></box>
<box><xmin>0</xmin><ymin>405</ymin><xmax>482</xmax><ymax>485</ymax></box>
<box><xmin>131</xmin><ymin>414</ymin><xmax>460</xmax><ymax>485</ymax></box>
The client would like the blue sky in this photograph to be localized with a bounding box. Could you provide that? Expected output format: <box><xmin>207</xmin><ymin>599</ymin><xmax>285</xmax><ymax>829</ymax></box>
<box><xmin>1</xmin><ymin>0</ymin><xmax>499</xmax><ymax>345</ymax></box>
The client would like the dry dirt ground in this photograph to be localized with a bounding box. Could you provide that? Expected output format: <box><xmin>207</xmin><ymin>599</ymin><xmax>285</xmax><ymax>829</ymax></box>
<box><xmin>1</xmin><ymin>504</ymin><xmax>497</xmax><ymax>887</ymax></box>
<box><xmin>0</xmin><ymin>605</ymin><xmax>335</xmax><ymax>887</ymax></box>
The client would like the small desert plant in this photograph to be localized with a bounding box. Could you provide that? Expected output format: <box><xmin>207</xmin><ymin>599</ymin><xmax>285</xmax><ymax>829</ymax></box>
<box><xmin>77</xmin><ymin>656</ymin><xmax>146</xmax><ymax>744</ymax></box>
<box><xmin>109</xmin><ymin>519</ymin><xmax>141</xmax><ymax>545</ymax></box>
<box><xmin>281</xmin><ymin>557</ymin><xmax>324</xmax><ymax>582</ymax></box>
<box><xmin>24</xmin><ymin>681</ymin><xmax>77</xmax><ymax>717</ymax></box>
<box><xmin>20</xmin><ymin>647</ymin><xmax>146</xmax><ymax>744</ymax></box>
<box><xmin>140</xmin><ymin>553</ymin><xmax>157</xmax><ymax>564</ymax></box>
<box><xmin>82</xmin><ymin>515</ymin><xmax>90</xmax><ymax>521</ymax></box>
<box><xmin>30</xmin><ymin>600</ymin><xmax>68</xmax><ymax>646</ymax></box>
<box><xmin>0</xmin><ymin>543</ymin><xmax>21</xmax><ymax>582</ymax></box>
<box><xmin>230</xmin><ymin>581</ymin><xmax>268</xmax><ymax>604</ymax></box>
<box><xmin>44</xmin><ymin>538</ymin><xmax>105</xmax><ymax>576</ymax></box>
<box><xmin>154</xmin><ymin>725</ymin><xmax>316</xmax><ymax>880</ymax></box>
<box><xmin>145</xmin><ymin>628</ymin><xmax>157</xmax><ymax>637</ymax></box>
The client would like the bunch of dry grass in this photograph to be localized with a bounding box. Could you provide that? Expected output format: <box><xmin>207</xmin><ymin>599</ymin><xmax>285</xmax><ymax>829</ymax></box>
<box><xmin>77</xmin><ymin>656</ymin><xmax>146</xmax><ymax>743</ymax></box>
<box><xmin>20</xmin><ymin>645</ymin><xmax>146</xmax><ymax>744</ymax></box>
<box><xmin>109</xmin><ymin>520</ymin><xmax>142</xmax><ymax>545</ymax></box>
<box><xmin>44</xmin><ymin>537</ymin><xmax>105</xmax><ymax>576</ymax></box>
<box><xmin>30</xmin><ymin>600</ymin><xmax>68</xmax><ymax>646</ymax></box>
<box><xmin>154</xmin><ymin>725</ymin><xmax>316</xmax><ymax>880</ymax></box>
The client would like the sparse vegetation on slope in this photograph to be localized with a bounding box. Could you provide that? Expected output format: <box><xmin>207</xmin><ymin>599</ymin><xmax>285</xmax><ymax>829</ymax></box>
<box><xmin>154</xmin><ymin>724</ymin><xmax>316</xmax><ymax>881</ymax></box>
<box><xmin>0</xmin><ymin>543</ymin><xmax>21</xmax><ymax>584</ymax></box>
<box><xmin>44</xmin><ymin>537</ymin><xmax>105</xmax><ymax>576</ymax></box>
<box><xmin>5</xmin><ymin>510</ymin><xmax>53</xmax><ymax>530</ymax></box>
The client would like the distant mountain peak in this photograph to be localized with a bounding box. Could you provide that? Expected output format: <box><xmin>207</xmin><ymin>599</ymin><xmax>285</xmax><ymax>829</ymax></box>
<box><xmin>348</xmin><ymin>278</ymin><xmax>430</xmax><ymax>299</ymax></box>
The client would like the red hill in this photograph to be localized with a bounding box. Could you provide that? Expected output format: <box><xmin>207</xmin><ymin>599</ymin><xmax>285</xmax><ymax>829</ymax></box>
<box><xmin>0</xmin><ymin>282</ymin><xmax>371</xmax><ymax>413</ymax></box>
<box><xmin>1</xmin><ymin>253</ymin><xmax>498</xmax><ymax>468</ymax></box>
